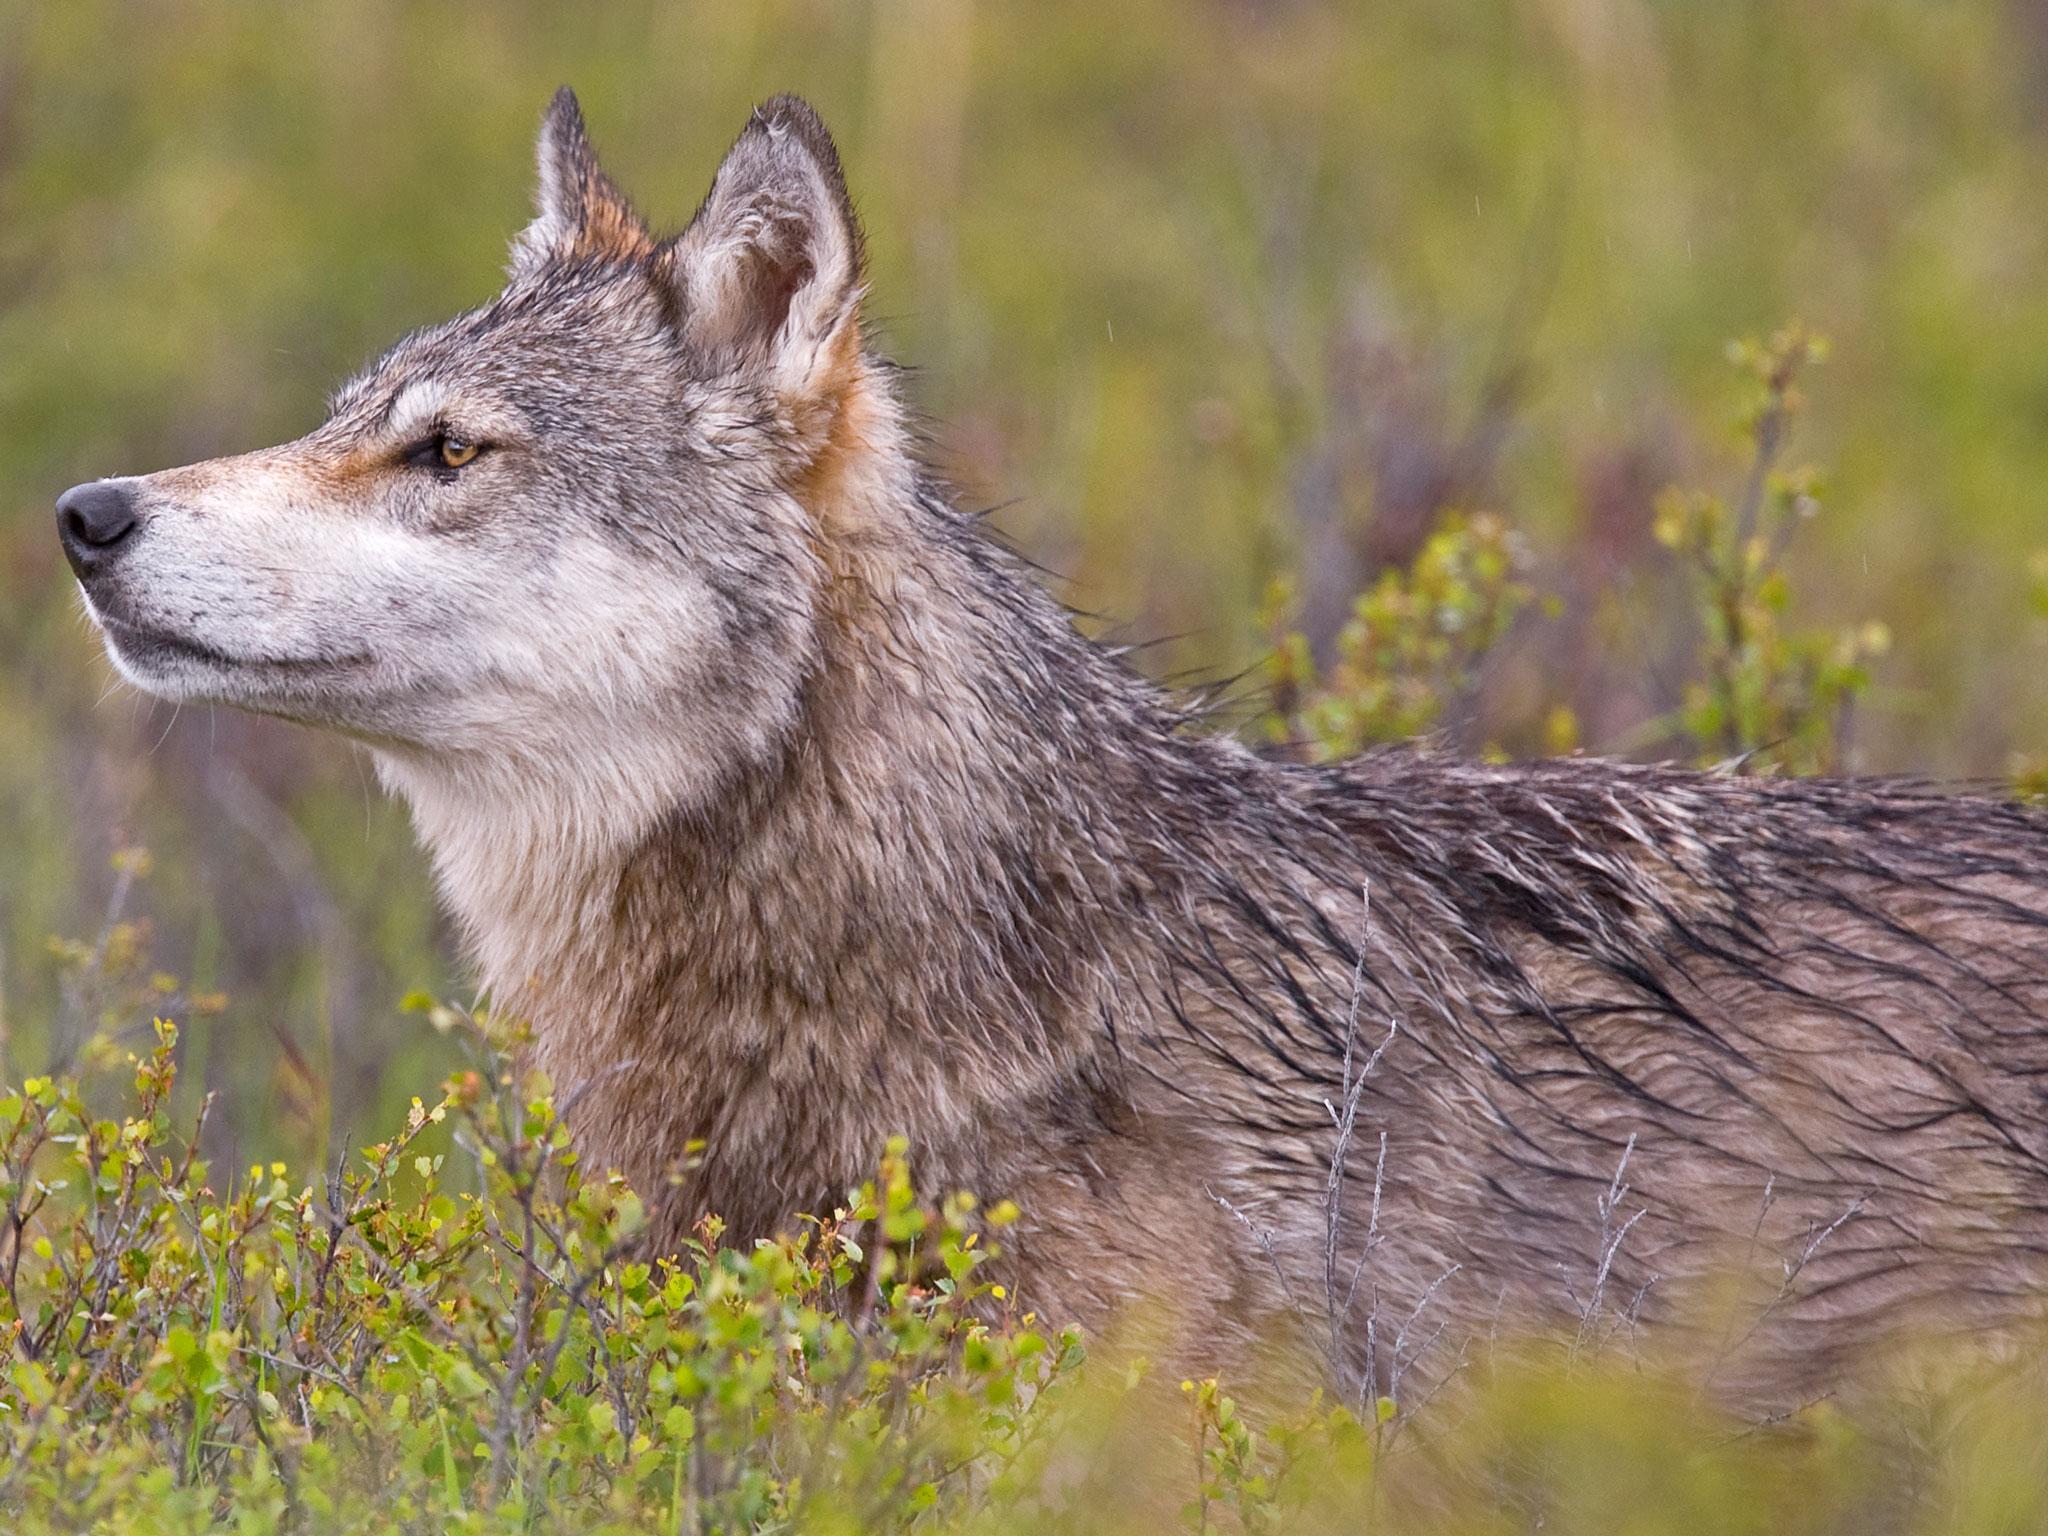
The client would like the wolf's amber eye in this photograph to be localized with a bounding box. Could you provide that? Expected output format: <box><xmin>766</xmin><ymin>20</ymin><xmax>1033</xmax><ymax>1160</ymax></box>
<box><xmin>403</xmin><ymin>431</ymin><xmax>487</xmax><ymax>475</ymax></box>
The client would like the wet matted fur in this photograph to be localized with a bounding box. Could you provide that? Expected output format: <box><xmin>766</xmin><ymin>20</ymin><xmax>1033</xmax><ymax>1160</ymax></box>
<box><xmin>60</xmin><ymin>90</ymin><xmax>2048</xmax><ymax>1403</ymax></box>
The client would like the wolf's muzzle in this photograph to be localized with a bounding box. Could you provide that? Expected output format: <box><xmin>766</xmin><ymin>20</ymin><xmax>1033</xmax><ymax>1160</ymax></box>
<box><xmin>56</xmin><ymin>480</ymin><xmax>140</xmax><ymax>579</ymax></box>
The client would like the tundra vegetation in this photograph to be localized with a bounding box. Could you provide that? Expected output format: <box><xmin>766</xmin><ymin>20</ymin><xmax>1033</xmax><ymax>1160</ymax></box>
<box><xmin>15</xmin><ymin>2</ymin><xmax>2048</xmax><ymax>1529</ymax></box>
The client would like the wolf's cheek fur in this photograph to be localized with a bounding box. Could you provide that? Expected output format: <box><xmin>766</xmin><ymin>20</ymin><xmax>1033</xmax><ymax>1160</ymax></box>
<box><xmin>402</xmin><ymin>528</ymin><xmax>813</xmax><ymax>756</ymax></box>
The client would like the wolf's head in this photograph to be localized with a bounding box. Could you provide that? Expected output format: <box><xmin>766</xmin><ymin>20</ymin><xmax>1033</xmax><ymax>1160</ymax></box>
<box><xmin>59</xmin><ymin>91</ymin><xmax>897</xmax><ymax>839</ymax></box>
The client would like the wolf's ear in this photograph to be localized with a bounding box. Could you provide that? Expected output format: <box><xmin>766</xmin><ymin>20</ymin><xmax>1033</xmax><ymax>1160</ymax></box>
<box><xmin>510</xmin><ymin>88</ymin><xmax>653</xmax><ymax>276</ymax></box>
<box><xmin>661</xmin><ymin>96</ymin><xmax>864</xmax><ymax>394</ymax></box>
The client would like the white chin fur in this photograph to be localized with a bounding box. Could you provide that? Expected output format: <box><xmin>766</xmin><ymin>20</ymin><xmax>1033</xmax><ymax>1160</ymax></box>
<box><xmin>98</xmin><ymin>636</ymin><xmax>204</xmax><ymax>703</ymax></box>
<box><xmin>82</xmin><ymin>598</ymin><xmax>193</xmax><ymax>702</ymax></box>
<box><xmin>88</xmin><ymin>601</ymin><xmax>383</xmax><ymax>729</ymax></box>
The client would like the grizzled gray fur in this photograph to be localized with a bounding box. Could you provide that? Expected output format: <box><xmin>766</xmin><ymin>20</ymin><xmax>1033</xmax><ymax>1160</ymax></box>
<box><xmin>57</xmin><ymin>89</ymin><xmax>2048</xmax><ymax>1405</ymax></box>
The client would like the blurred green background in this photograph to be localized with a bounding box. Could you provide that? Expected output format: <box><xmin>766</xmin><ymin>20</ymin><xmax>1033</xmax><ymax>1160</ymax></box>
<box><xmin>5</xmin><ymin>0</ymin><xmax>2048</xmax><ymax>1169</ymax></box>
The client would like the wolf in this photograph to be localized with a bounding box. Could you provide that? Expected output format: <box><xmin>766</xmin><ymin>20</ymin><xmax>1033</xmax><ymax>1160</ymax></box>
<box><xmin>56</xmin><ymin>89</ymin><xmax>2048</xmax><ymax>1402</ymax></box>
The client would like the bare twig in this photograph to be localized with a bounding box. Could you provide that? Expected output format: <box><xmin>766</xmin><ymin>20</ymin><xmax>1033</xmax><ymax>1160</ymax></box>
<box><xmin>1569</xmin><ymin>1132</ymin><xmax>1645</xmax><ymax>1361</ymax></box>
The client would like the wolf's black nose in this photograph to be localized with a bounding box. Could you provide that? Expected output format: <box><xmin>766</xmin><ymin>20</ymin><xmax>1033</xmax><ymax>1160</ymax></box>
<box><xmin>56</xmin><ymin>481</ymin><xmax>139</xmax><ymax>578</ymax></box>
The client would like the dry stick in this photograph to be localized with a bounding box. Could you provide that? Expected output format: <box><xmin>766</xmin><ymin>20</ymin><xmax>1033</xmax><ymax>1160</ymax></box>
<box><xmin>1208</xmin><ymin>1188</ymin><xmax>1306</xmax><ymax>1323</ymax></box>
<box><xmin>1698</xmin><ymin>1175</ymin><xmax>1780</xmax><ymax>1394</ymax></box>
<box><xmin>239</xmin><ymin>1376</ymin><xmax>302</xmax><ymax>1518</ymax></box>
<box><xmin>0</xmin><ymin>1094</ymin><xmax>210</xmax><ymax>1503</ymax></box>
<box><xmin>1324</xmin><ymin>882</ymin><xmax>1399</xmax><ymax>1407</ymax></box>
<box><xmin>2</xmin><ymin>1106</ymin><xmax>54</xmax><ymax>1357</ymax></box>
<box><xmin>26</xmin><ymin>1084</ymin><xmax>194</xmax><ymax>1368</ymax></box>
<box><xmin>1570</xmin><ymin>1132</ymin><xmax>1644</xmax><ymax>1362</ymax></box>
<box><xmin>525</xmin><ymin>1228</ymin><xmax>646</xmax><ymax>1432</ymax></box>
<box><xmin>1710</xmin><ymin>1388</ymin><xmax>1840</xmax><ymax>1449</ymax></box>
<box><xmin>290</xmin><ymin>1134</ymin><xmax>360</xmax><ymax>1403</ymax></box>
<box><xmin>1703</xmin><ymin>1192</ymin><xmax>1871</xmax><ymax>1396</ymax></box>
<box><xmin>556</xmin><ymin>1056</ymin><xmax>644</xmax><ymax>1123</ymax></box>
<box><xmin>60</xmin><ymin>1090</ymin><xmax>219</xmax><ymax>1454</ymax></box>
<box><xmin>238</xmin><ymin>1346</ymin><xmax>362</xmax><ymax>1402</ymax></box>
<box><xmin>486</xmin><ymin>1126</ymin><xmax>540</xmax><ymax>1501</ymax></box>
<box><xmin>479</xmin><ymin>1089</ymin><xmax>595</xmax><ymax>1507</ymax></box>
<box><xmin>477</xmin><ymin>1065</ymin><xmax>649</xmax><ymax>1471</ymax></box>
<box><xmin>1387</xmin><ymin>1262</ymin><xmax>1464</xmax><ymax>1403</ymax></box>
<box><xmin>1341</xmin><ymin>1131</ymin><xmax>1387</xmax><ymax>1327</ymax></box>
<box><xmin>12</xmin><ymin>1105</ymin><xmax>222</xmax><ymax>1490</ymax></box>
<box><xmin>491</xmin><ymin>1169</ymin><xmax>642</xmax><ymax>1439</ymax></box>
<box><xmin>1382</xmin><ymin>1338</ymin><xmax>1472</xmax><ymax>1443</ymax></box>
<box><xmin>1324</xmin><ymin>1021</ymin><xmax>1400</xmax><ymax>1350</ymax></box>
<box><xmin>1613</xmin><ymin>1272</ymin><xmax>1660</xmax><ymax>1363</ymax></box>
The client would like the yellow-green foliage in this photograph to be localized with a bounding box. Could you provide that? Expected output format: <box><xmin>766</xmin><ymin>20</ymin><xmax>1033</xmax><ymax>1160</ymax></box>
<box><xmin>1259</xmin><ymin>511</ymin><xmax>1539</xmax><ymax>758</ymax></box>
<box><xmin>0</xmin><ymin>1017</ymin><xmax>1078</xmax><ymax>1533</ymax></box>
<box><xmin>1651</xmin><ymin>328</ymin><xmax>1890</xmax><ymax>774</ymax></box>
<box><xmin>1262</xmin><ymin>328</ymin><xmax>1884</xmax><ymax>772</ymax></box>
<box><xmin>6</xmin><ymin>1011</ymin><xmax>2048</xmax><ymax>1533</ymax></box>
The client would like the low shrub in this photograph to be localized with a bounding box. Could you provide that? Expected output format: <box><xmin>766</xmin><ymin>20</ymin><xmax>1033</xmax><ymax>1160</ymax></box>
<box><xmin>0</xmin><ymin>1017</ymin><xmax>1077</xmax><ymax>1532</ymax></box>
<box><xmin>5</xmin><ymin>1015</ymin><xmax>2048</xmax><ymax>1534</ymax></box>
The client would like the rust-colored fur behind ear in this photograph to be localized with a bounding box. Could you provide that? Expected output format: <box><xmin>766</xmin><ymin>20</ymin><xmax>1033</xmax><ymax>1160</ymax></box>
<box><xmin>563</xmin><ymin>181</ymin><xmax>655</xmax><ymax>264</ymax></box>
<box><xmin>786</xmin><ymin>320</ymin><xmax>883</xmax><ymax>516</ymax></box>
<box><xmin>512</xmin><ymin>88</ymin><xmax>654</xmax><ymax>272</ymax></box>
